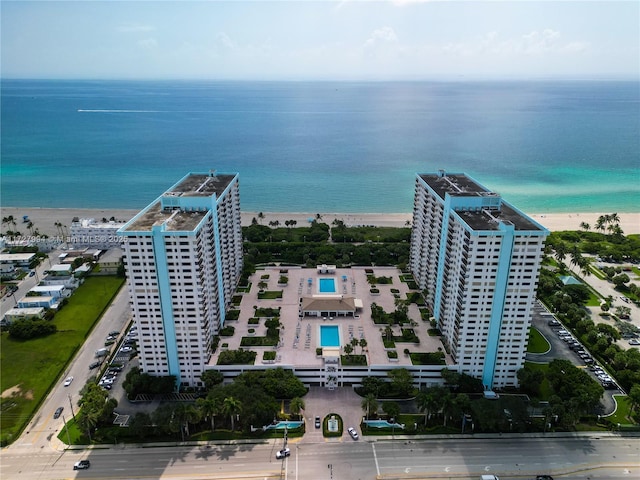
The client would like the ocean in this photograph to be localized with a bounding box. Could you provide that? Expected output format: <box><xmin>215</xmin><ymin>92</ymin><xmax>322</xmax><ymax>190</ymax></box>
<box><xmin>1</xmin><ymin>79</ymin><xmax>638</xmax><ymax>213</ymax></box>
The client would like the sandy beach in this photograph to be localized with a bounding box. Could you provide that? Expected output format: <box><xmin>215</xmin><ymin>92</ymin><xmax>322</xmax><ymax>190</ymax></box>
<box><xmin>1</xmin><ymin>207</ymin><xmax>638</xmax><ymax>238</ymax></box>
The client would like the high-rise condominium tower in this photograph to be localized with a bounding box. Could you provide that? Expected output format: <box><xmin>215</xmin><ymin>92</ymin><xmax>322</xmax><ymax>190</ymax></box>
<box><xmin>410</xmin><ymin>171</ymin><xmax>548</xmax><ymax>389</ymax></box>
<box><xmin>118</xmin><ymin>172</ymin><xmax>242</xmax><ymax>387</ymax></box>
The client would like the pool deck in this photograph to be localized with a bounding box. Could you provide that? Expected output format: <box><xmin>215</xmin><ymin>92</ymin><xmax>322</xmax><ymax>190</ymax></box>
<box><xmin>208</xmin><ymin>266</ymin><xmax>453</xmax><ymax>368</ymax></box>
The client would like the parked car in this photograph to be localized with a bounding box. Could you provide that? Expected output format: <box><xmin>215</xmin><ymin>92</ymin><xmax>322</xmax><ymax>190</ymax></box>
<box><xmin>536</xmin><ymin>476</ymin><xmax>554</xmax><ymax>480</ymax></box>
<box><xmin>275</xmin><ymin>447</ymin><xmax>290</xmax><ymax>459</ymax></box>
<box><xmin>29</xmin><ymin>270</ymin><xmax>35</xmax><ymax>277</ymax></box>
<box><xmin>109</xmin><ymin>330</ymin><xmax>120</xmax><ymax>336</ymax></box>
<box><xmin>315</xmin><ymin>416</ymin><xmax>321</xmax><ymax>428</ymax></box>
<box><xmin>347</xmin><ymin>427</ymin><xmax>359</xmax><ymax>440</ymax></box>
<box><xmin>63</xmin><ymin>376</ymin><xmax>73</xmax><ymax>387</ymax></box>
<box><xmin>89</xmin><ymin>361</ymin><xmax>101</xmax><ymax>370</ymax></box>
<box><xmin>73</xmin><ymin>460</ymin><xmax>90</xmax><ymax>470</ymax></box>
<box><xmin>53</xmin><ymin>407</ymin><xmax>64</xmax><ymax>419</ymax></box>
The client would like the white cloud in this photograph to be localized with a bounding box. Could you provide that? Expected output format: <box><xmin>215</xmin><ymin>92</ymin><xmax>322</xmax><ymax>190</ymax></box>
<box><xmin>442</xmin><ymin>29</ymin><xmax>589</xmax><ymax>57</ymax></box>
<box><xmin>363</xmin><ymin>26</ymin><xmax>399</xmax><ymax>49</ymax></box>
<box><xmin>216</xmin><ymin>32</ymin><xmax>237</xmax><ymax>50</ymax></box>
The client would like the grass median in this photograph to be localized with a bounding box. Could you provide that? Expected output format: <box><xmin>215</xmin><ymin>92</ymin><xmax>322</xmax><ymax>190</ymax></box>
<box><xmin>0</xmin><ymin>275</ymin><xmax>125</xmax><ymax>445</ymax></box>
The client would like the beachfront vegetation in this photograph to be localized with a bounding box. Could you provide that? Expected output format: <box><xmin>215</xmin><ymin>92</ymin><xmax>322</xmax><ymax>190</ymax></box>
<box><xmin>242</xmin><ymin>220</ymin><xmax>411</xmax><ymax>268</ymax></box>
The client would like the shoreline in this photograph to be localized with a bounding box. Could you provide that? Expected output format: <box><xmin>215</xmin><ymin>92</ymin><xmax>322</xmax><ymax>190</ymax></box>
<box><xmin>1</xmin><ymin>207</ymin><xmax>639</xmax><ymax>237</ymax></box>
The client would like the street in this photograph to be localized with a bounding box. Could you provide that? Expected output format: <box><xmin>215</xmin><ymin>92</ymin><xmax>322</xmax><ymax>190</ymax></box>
<box><xmin>1</xmin><ymin>435</ymin><xmax>639</xmax><ymax>479</ymax></box>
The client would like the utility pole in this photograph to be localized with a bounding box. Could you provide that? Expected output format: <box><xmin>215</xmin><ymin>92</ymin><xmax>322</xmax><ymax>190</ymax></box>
<box><xmin>68</xmin><ymin>394</ymin><xmax>76</xmax><ymax>419</ymax></box>
<box><xmin>62</xmin><ymin>415</ymin><xmax>72</xmax><ymax>446</ymax></box>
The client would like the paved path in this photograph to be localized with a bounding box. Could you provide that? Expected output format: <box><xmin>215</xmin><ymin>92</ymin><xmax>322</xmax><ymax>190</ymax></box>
<box><xmin>298</xmin><ymin>386</ymin><xmax>364</xmax><ymax>444</ymax></box>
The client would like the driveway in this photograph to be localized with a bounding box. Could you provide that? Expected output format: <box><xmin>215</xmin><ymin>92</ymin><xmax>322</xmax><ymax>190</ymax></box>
<box><xmin>298</xmin><ymin>386</ymin><xmax>364</xmax><ymax>444</ymax></box>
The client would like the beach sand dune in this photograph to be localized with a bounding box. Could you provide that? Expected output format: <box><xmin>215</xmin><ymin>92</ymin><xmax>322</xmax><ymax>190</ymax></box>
<box><xmin>1</xmin><ymin>207</ymin><xmax>638</xmax><ymax>238</ymax></box>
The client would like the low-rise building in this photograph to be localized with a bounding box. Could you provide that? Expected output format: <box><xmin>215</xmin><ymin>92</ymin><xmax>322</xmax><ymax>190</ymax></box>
<box><xmin>3</xmin><ymin>307</ymin><xmax>45</xmax><ymax>323</ymax></box>
<box><xmin>29</xmin><ymin>284</ymin><xmax>69</xmax><ymax>299</ymax></box>
<box><xmin>0</xmin><ymin>252</ymin><xmax>36</xmax><ymax>268</ymax></box>
<box><xmin>70</xmin><ymin>218</ymin><xmax>126</xmax><ymax>249</ymax></box>
<box><xmin>18</xmin><ymin>295</ymin><xmax>58</xmax><ymax>309</ymax></box>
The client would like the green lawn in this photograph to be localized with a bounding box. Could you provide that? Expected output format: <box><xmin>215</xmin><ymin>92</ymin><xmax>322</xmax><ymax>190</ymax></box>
<box><xmin>607</xmin><ymin>395</ymin><xmax>636</xmax><ymax>425</ymax></box>
<box><xmin>0</xmin><ymin>276</ymin><xmax>124</xmax><ymax>445</ymax></box>
<box><xmin>527</xmin><ymin>327</ymin><xmax>551</xmax><ymax>354</ymax></box>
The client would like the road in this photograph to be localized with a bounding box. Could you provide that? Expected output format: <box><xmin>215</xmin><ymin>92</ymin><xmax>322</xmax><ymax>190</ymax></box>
<box><xmin>1</xmin><ymin>435</ymin><xmax>639</xmax><ymax>479</ymax></box>
<box><xmin>10</xmin><ymin>279</ymin><xmax>132</xmax><ymax>452</ymax></box>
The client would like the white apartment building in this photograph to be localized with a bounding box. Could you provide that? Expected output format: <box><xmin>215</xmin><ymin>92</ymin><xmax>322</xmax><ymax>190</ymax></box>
<box><xmin>118</xmin><ymin>172</ymin><xmax>243</xmax><ymax>388</ymax></box>
<box><xmin>70</xmin><ymin>218</ymin><xmax>125</xmax><ymax>249</ymax></box>
<box><xmin>410</xmin><ymin>171</ymin><xmax>548</xmax><ymax>389</ymax></box>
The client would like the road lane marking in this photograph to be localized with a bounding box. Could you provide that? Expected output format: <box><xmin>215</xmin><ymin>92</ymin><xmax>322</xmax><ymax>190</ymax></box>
<box><xmin>372</xmin><ymin>443</ymin><xmax>380</xmax><ymax>477</ymax></box>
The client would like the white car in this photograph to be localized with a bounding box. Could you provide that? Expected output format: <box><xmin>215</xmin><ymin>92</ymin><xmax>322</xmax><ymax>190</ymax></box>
<box><xmin>63</xmin><ymin>376</ymin><xmax>74</xmax><ymax>387</ymax></box>
<box><xmin>275</xmin><ymin>447</ymin><xmax>290</xmax><ymax>459</ymax></box>
<box><xmin>347</xmin><ymin>427</ymin><xmax>359</xmax><ymax>440</ymax></box>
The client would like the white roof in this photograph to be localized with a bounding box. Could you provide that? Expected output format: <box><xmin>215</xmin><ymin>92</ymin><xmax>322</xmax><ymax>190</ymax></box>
<box><xmin>5</xmin><ymin>307</ymin><xmax>45</xmax><ymax>316</ymax></box>
<box><xmin>49</xmin><ymin>264</ymin><xmax>72</xmax><ymax>272</ymax></box>
<box><xmin>31</xmin><ymin>285</ymin><xmax>65</xmax><ymax>293</ymax></box>
<box><xmin>19</xmin><ymin>295</ymin><xmax>54</xmax><ymax>303</ymax></box>
<box><xmin>0</xmin><ymin>253</ymin><xmax>36</xmax><ymax>262</ymax></box>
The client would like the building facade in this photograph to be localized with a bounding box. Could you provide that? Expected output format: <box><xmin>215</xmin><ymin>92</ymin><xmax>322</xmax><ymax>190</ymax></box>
<box><xmin>70</xmin><ymin>218</ymin><xmax>126</xmax><ymax>249</ymax></box>
<box><xmin>118</xmin><ymin>172</ymin><xmax>243</xmax><ymax>387</ymax></box>
<box><xmin>410</xmin><ymin>171</ymin><xmax>548</xmax><ymax>389</ymax></box>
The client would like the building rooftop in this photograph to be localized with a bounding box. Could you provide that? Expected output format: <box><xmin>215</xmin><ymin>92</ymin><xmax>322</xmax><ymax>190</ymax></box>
<box><xmin>120</xmin><ymin>172</ymin><xmax>237</xmax><ymax>233</ymax></box>
<box><xmin>168</xmin><ymin>173</ymin><xmax>236</xmax><ymax>197</ymax></box>
<box><xmin>418</xmin><ymin>172</ymin><xmax>546</xmax><ymax>232</ymax></box>
<box><xmin>122</xmin><ymin>202</ymin><xmax>209</xmax><ymax>232</ymax></box>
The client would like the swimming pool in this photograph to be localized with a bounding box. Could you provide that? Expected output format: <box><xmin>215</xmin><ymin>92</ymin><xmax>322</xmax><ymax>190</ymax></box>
<box><xmin>319</xmin><ymin>277</ymin><xmax>337</xmax><ymax>293</ymax></box>
<box><xmin>363</xmin><ymin>420</ymin><xmax>404</xmax><ymax>429</ymax></box>
<box><xmin>320</xmin><ymin>325</ymin><xmax>340</xmax><ymax>347</ymax></box>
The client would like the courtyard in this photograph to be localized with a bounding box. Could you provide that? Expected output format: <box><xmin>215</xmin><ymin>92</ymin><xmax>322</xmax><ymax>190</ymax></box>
<box><xmin>207</xmin><ymin>266</ymin><xmax>452</xmax><ymax>370</ymax></box>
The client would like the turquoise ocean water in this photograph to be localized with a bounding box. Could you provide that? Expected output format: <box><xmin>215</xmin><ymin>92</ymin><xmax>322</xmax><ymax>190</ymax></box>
<box><xmin>1</xmin><ymin>79</ymin><xmax>638</xmax><ymax>213</ymax></box>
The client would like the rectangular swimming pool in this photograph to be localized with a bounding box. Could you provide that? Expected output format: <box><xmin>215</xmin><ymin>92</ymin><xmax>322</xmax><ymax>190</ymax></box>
<box><xmin>320</xmin><ymin>325</ymin><xmax>340</xmax><ymax>347</ymax></box>
<box><xmin>319</xmin><ymin>278</ymin><xmax>336</xmax><ymax>293</ymax></box>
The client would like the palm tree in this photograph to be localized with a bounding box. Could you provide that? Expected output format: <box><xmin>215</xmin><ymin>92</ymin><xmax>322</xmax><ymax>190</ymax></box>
<box><xmin>196</xmin><ymin>397</ymin><xmax>222</xmax><ymax>431</ymax></box>
<box><xmin>361</xmin><ymin>393</ymin><xmax>378</xmax><ymax>419</ymax></box>
<box><xmin>554</xmin><ymin>242</ymin><xmax>567</xmax><ymax>265</ymax></box>
<box><xmin>222</xmin><ymin>396</ymin><xmax>242</xmax><ymax>431</ymax></box>
<box><xmin>289</xmin><ymin>397</ymin><xmax>305</xmax><ymax>420</ymax></box>
<box><xmin>610</xmin><ymin>212</ymin><xmax>620</xmax><ymax>224</ymax></box>
<box><xmin>359</xmin><ymin>338</ymin><xmax>368</xmax><ymax>355</ymax></box>
<box><xmin>579</xmin><ymin>221</ymin><xmax>590</xmax><ymax>232</ymax></box>
<box><xmin>595</xmin><ymin>216</ymin><xmax>606</xmax><ymax>233</ymax></box>
<box><xmin>344</xmin><ymin>343</ymin><xmax>353</xmax><ymax>357</ymax></box>
<box><xmin>258</xmin><ymin>212</ymin><xmax>265</xmax><ymax>224</ymax></box>
<box><xmin>415</xmin><ymin>388</ymin><xmax>443</xmax><ymax>426</ymax></box>
<box><xmin>441</xmin><ymin>392</ymin><xmax>454</xmax><ymax>427</ymax></box>
<box><xmin>184</xmin><ymin>404</ymin><xmax>202</xmax><ymax>437</ymax></box>
<box><xmin>350</xmin><ymin>337</ymin><xmax>359</xmax><ymax>353</ymax></box>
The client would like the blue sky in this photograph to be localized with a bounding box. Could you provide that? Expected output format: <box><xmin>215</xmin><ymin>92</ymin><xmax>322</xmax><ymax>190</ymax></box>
<box><xmin>2</xmin><ymin>1</ymin><xmax>638</xmax><ymax>80</ymax></box>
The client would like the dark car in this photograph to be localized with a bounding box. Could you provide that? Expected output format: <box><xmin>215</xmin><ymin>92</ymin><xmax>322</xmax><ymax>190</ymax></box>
<box><xmin>89</xmin><ymin>361</ymin><xmax>101</xmax><ymax>370</ymax></box>
<box><xmin>53</xmin><ymin>407</ymin><xmax>63</xmax><ymax>419</ymax></box>
<box><xmin>536</xmin><ymin>476</ymin><xmax>554</xmax><ymax>480</ymax></box>
<box><xmin>73</xmin><ymin>460</ymin><xmax>91</xmax><ymax>470</ymax></box>
<box><xmin>315</xmin><ymin>416</ymin><xmax>321</xmax><ymax>428</ymax></box>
